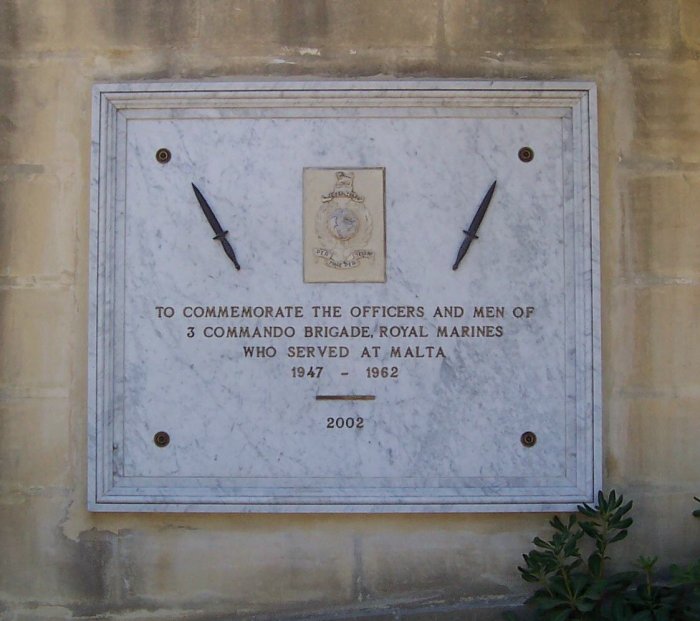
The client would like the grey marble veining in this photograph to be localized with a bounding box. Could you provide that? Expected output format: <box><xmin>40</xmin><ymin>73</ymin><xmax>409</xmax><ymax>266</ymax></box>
<box><xmin>89</xmin><ymin>80</ymin><xmax>600</xmax><ymax>512</ymax></box>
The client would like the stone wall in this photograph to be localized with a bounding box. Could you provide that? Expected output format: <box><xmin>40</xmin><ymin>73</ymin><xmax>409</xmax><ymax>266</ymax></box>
<box><xmin>0</xmin><ymin>2</ymin><xmax>698</xmax><ymax>619</ymax></box>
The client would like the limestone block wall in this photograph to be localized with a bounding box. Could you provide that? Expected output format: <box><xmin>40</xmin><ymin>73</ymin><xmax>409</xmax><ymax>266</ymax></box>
<box><xmin>0</xmin><ymin>1</ymin><xmax>698</xmax><ymax>619</ymax></box>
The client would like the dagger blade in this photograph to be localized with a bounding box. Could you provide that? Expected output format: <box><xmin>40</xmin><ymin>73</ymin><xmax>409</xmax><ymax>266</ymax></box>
<box><xmin>452</xmin><ymin>180</ymin><xmax>497</xmax><ymax>271</ymax></box>
<box><xmin>191</xmin><ymin>183</ymin><xmax>240</xmax><ymax>270</ymax></box>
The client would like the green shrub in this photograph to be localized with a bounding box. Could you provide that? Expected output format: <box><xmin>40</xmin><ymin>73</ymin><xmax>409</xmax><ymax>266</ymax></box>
<box><xmin>506</xmin><ymin>491</ymin><xmax>700</xmax><ymax>621</ymax></box>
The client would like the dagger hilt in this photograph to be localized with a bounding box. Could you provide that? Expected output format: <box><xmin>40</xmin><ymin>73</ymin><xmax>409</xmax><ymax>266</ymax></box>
<box><xmin>213</xmin><ymin>230</ymin><xmax>229</xmax><ymax>241</ymax></box>
<box><xmin>462</xmin><ymin>230</ymin><xmax>479</xmax><ymax>239</ymax></box>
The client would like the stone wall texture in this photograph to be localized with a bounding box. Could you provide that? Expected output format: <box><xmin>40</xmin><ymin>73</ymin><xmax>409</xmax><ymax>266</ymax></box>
<box><xmin>0</xmin><ymin>1</ymin><xmax>698</xmax><ymax>619</ymax></box>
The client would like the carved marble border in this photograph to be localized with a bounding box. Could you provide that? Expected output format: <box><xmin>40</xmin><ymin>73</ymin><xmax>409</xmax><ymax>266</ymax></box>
<box><xmin>89</xmin><ymin>81</ymin><xmax>601</xmax><ymax>512</ymax></box>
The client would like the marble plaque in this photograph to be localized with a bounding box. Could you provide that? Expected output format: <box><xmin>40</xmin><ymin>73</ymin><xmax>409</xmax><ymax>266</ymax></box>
<box><xmin>89</xmin><ymin>81</ymin><xmax>601</xmax><ymax>512</ymax></box>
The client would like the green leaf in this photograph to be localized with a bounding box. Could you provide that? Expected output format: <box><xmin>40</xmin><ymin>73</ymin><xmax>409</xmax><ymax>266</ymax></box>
<box><xmin>551</xmin><ymin>515</ymin><xmax>566</xmax><ymax>531</ymax></box>
<box><xmin>549</xmin><ymin>577</ymin><xmax>572</xmax><ymax>599</ymax></box>
<box><xmin>534</xmin><ymin>536</ymin><xmax>551</xmax><ymax>548</ymax></box>
<box><xmin>612</xmin><ymin>500</ymin><xmax>633</xmax><ymax>522</ymax></box>
<box><xmin>568</xmin><ymin>558</ymin><xmax>583</xmax><ymax>571</ymax></box>
<box><xmin>670</xmin><ymin>559</ymin><xmax>700</xmax><ymax>584</ymax></box>
<box><xmin>575</xmin><ymin>599</ymin><xmax>597</xmax><ymax>612</ymax></box>
<box><xmin>545</xmin><ymin>607</ymin><xmax>575</xmax><ymax>621</ymax></box>
<box><xmin>578</xmin><ymin>502</ymin><xmax>596</xmax><ymax>517</ymax></box>
<box><xmin>534</xmin><ymin>596</ymin><xmax>573</xmax><ymax>611</ymax></box>
<box><xmin>585</xmin><ymin>578</ymin><xmax>609</xmax><ymax>599</ymax></box>
<box><xmin>520</xmin><ymin>572</ymin><xmax>540</xmax><ymax>583</ymax></box>
<box><xmin>609</xmin><ymin>530</ymin><xmax>629</xmax><ymax>543</ymax></box>
<box><xmin>588</xmin><ymin>553</ymin><xmax>602</xmax><ymax>576</ymax></box>
<box><xmin>579</xmin><ymin>521</ymin><xmax>600</xmax><ymax>539</ymax></box>
<box><xmin>570</xmin><ymin>573</ymin><xmax>591</xmax><ymax>594</ymax></box>
<box><xmin>636</xmin><ymin>555</ymin><xmax>657</xmax><ymax>572</ymax></box>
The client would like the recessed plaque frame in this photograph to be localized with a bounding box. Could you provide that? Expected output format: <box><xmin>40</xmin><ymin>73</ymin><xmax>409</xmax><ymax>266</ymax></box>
<box><xmin>89</xmin><ymin>80</ymin><xmax>601</xmax><ymax>512</ymax></box>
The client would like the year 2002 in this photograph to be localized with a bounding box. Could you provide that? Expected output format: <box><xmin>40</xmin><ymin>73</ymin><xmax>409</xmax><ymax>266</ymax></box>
<box><xmin>327</xmin><ymin>416</ymin><xmax>364</xmax><ymax>429</ymax></box>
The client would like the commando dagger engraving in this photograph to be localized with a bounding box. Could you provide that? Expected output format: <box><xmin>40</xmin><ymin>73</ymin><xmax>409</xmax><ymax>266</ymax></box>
<box><xmin>452</xmin><ymin>179</ymin><xmax>497</xmax><ymax>271</ymax></box>
<box><xmin>191</xmin><ymin>183</ymin><xmax>241</xmax><ymax>270</ymax></box>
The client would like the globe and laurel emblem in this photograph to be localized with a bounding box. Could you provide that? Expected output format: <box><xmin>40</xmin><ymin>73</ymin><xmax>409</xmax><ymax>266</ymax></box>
<box><xmin>314</xmin><ymin>171</ymin><xmax>374</xmax><ymax>270</ymax></box>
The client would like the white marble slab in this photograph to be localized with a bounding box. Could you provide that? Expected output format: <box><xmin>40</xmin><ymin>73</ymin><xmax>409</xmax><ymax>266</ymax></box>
<box><xmin>88</xmin><ymin>80</ymin><xmax>601</xmax><ymax>512</ymax></box>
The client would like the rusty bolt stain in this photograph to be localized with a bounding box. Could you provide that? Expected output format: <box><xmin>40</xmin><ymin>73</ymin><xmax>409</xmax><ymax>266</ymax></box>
<box><xmin>518</xmin><ymin>147</ymin><xmax>534</xmax><ymax>163</ymax></box>
<box><xmin>154</xmin><ymin>431</ymin><xmax>170</xmax><ymax>447</ymax></box>
<box><xmin>155</xmin><ymin>148</ymin><xmax>171</xmax><ymax>164</ymax></box>
<box><xmin>521</xmin><ymin>431</ymin><xmax>537</xmax><ymax>447</ymax></box>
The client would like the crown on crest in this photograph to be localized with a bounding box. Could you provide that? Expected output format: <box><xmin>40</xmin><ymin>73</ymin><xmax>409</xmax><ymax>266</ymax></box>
<box><xmin>322</xmin><ymin>170</ymin><xmax>364</xmax><ymax>202</ymax></box>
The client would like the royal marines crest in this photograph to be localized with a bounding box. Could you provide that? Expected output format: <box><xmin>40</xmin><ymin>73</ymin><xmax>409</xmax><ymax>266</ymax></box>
<box><xmin>303</xmin><ymin>168</ymin><xmax>386</xmax><ymax>283</ymax></box>
<box><xmin>314</xmin><ymin>171</ymin><xmax>373</xmax><ymax>270</ymax></box>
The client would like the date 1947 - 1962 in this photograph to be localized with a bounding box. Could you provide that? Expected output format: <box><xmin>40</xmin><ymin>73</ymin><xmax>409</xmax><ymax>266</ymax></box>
<box><xmin>291</xmin><ymin>366</ymin><xmax>400</xmax><ymax>379</ymax></box>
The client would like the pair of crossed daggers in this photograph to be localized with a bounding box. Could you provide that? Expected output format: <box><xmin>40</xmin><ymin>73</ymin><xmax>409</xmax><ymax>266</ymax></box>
<box><xmin>191</xmin><ymin>180</ymin><xmax>497</xmax><ymax>273</ymax></box>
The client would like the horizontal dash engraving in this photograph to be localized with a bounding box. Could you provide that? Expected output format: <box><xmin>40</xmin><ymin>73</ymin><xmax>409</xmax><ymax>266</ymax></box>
<box><xmin>316</xmin><ymin>395</ymin><xmax>375</xmax><ymax>401</ymax></box>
